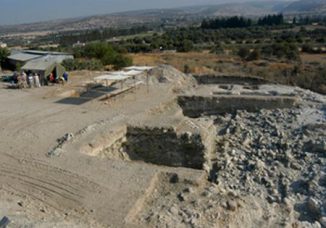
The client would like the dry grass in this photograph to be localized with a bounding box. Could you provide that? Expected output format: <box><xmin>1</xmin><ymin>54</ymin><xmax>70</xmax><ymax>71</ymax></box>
<box><xmin>129</xmin><ymin>52</ymin><xmax>326</xmax><ymax>94</ymax></box>
<box><xmin>301</xmin><ymin>54</ymin><xmax>326</xmax><ymax>64</ymax></box>
<box><xmin>128</xmin><ymin>52</ymin><xmax>235</xmax><ymax>74</ymax></box>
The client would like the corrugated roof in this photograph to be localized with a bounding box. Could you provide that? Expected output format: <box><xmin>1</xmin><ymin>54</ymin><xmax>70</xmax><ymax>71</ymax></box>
<box><xmin>23</xmin><ymin>50</ymin><xmax>72</xmax><ymax>56</ymax></box>
<box><xmin>21</xmin><ymin>55</ymin><xmax>72</xmax><ymax>71</ymax></box>
<box><xmin>7</xmin><ymin>53</ymin><xmax>40</xmax><ymax>62</ymax></box>
<box><xmin>22</xmin><ymin>57</ymin><xmax>56</xmax><ymax>71</ymax></box>
<box><xmin>8</xmin><ymin>50</ymin><xmax>73</xmax><ymax>63</ymax></box>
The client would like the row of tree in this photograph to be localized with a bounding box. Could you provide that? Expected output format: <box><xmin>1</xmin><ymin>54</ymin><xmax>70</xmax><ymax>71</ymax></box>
<box><xmin>257</xmin><ymin>14</ymin><xmax>284</xmax><ymax>26</ymax></box>
<box><xmin>201</xmin><ymin>14</ymin><xmax>284</xmax><ymax>29</ymax></box>
<box><xmin>201</xmin><ymin>16</ymin><xmax>253</xmax><ymax>29</ymax></box>
<box><xmin>37</xmin><ymin>26</ymin><xmax>151</xmax><ymax>47</ymax></box>
<box><xmin>116</xmin><ymin>25</ymin><xmax>325</xmax><ymax>55</ymax></box>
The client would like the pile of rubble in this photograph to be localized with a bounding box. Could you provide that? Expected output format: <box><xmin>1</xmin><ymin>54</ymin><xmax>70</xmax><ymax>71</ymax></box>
<box><xmin>147</xmin><ymin>65</ymin><xmax>196</xmax><ymax>86</ymax></box>
<box><xmin>212</xmin><ymin>105</ymin><xmax>326</xmax><ymax>227</ymax></box>
<box><xmin>136</xmin><ymin>88</ymin><xmax>325</xmax><ymax>227</ymax></box>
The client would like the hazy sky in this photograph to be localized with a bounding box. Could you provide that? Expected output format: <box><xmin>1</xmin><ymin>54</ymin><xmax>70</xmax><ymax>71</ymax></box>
<box><xmin>0</xmin><ymin>0</ymin><xmax>265</xmax><ymax>25</ymax></box>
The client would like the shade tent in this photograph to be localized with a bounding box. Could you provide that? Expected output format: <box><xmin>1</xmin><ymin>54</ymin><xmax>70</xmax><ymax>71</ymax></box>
<box><xmin>7</xmin><ymin>50</ymin><xmax>74</xmax><ymax>71</ymax></box>
<box><xmin>22</xmin><ymin>60</ymin><xmax>66</xmax><ymax>85</ymax></box>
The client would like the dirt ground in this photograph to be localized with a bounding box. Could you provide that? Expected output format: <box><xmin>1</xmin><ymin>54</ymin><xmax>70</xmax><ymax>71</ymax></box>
<box><xmin>0</xmin><ymin>70</ymin><xmax>205</xmax><ymax>227</ymax></box>
<box><xmin>0</xmin><ymin>67</ymin><xmax>325</xmax><ymax>227</ymax></box>
<box><xmin>301</xmin><ymin>53</ymin><xmax>326</xmax><ymax>64</ymax></box>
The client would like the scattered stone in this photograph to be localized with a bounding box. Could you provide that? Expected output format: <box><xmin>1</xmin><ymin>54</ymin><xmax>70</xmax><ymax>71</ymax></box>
<box><xmin>169</xmin><ymin>206</ymin><xmax>179</xmax><ymax>216</ymax></box>
<box><xmin>226</xmin><ymin>200</ymin><xmax>237</xmax><ymax>211</ymax></box>
<box><xmin>319</xmin><ymin>217</ymin><xmax>326</xmax><ymax>227</ymax></box>
<box><xmin>48</xmin><ymin>133</ymin><xmax>74</xmax><ymax>157</ymax></box>
<box><xmin>307</xmin><ymin>198</ymin><xmax>321</xmax><ymax>216</ymax></box>
<box><xmin>183</xmin><ymin>187</ymin><xmax>194</xmax><ymax>194</ymax></box>
<box><xmin>178</xmin><ymin>193</ymin><xmax>187</xmax><ymax>202</ymax></box>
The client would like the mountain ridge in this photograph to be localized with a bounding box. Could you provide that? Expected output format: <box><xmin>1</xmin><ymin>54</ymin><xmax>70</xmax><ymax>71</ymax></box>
<box><xmin>1</xmin><ymin>0</ymin><xmax>325</xmax><ymax>35</ymax></box>
<box><xmin>282</xmin><ymin>0</ymin><xmax>326</xmax><ymax>14</ymax></box>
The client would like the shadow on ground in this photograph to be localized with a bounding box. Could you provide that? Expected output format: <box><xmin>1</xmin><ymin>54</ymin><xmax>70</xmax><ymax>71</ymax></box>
<box><xmin>55</xmin><ymin>86</ymin><xmax>118</xmax><ymax>105</ymax></box>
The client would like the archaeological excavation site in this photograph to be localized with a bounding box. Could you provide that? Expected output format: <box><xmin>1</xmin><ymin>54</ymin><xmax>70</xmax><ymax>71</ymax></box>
<box><xmin>0</xmin><ymin>65</ymin><xmax>325</xmax><ymax>227</ymax></box>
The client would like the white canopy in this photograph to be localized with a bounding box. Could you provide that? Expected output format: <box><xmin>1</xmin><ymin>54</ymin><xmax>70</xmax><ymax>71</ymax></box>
<box><xmin>94</xmin><ymin>74</ymin><xmax>131</xmax><ymax>81</ymax></box>
<box><xmin>94</xmin><ymin>66</ymin><xmax>153</xmax><ymax>83</ymax></box>
<box><xmin>124</xmin><ymin>66</ymin><xmax>153</xmax><ymax>71</ymax></box>
<box><xmin>124</xmin><ymin>70</ymin><xmax>144</xmax><ymax>76</ymax></box>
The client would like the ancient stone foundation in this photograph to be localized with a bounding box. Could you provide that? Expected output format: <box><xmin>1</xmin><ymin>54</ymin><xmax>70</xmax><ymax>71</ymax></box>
<box><xmin>178</xmin><ymin>95</ymin><xmax>298</xmax><ymax>118</ymax></box>
<box><xmin>98</xmin><ymin>126</ymin><xmax>208</xmax><ymax>169</ymax></box>
<box><xmin>194</xmin><ymin>75</ymin><xmax>269</xmax><ymax>85</ymax></box>
<box><xmin>122</xmin><ymin>126</ymin><xmax>206</xmax><ymax>169</ymax></box>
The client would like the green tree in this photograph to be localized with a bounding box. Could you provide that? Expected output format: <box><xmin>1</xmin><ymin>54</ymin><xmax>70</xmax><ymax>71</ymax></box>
<box><xmin>177</xmin><ymin>40</ymin><xmax>193</xmax><ymax>52</ymax></box>
<box><xmin>112</xmin><ymin>55</ymin><xmax>133</xmax><ymax>70</ymax></box>
<box><xmin>0</xmin><ymin>47</ymin><xmax>9</xmax><ymax>64</ymax></box>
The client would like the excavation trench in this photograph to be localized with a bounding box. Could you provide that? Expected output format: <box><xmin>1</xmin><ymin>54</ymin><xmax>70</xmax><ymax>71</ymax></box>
<box><xmin>99</xmin><ymin>126</ymin><xmax>207</xmax><ymax>170</ymax></box>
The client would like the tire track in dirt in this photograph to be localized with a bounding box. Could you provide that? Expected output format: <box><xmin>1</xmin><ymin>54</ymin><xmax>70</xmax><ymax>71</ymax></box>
<box><xmin>0</xmin><ymin>172</ymin><xmax>81</xmax><ymax>206</ymax></box>
<box><xmin>4</xmin><ymin>184</ymin><xmax>64</xmax><ymax>212</ymax></box>
<box><xmin>1</xmin><ymin>153</ymin><xmax>102</xmax><ymax>193</ymax></box>
<box><xmin>0</xmin><ymin>168</ymin><xmax>83</xmax><ymax>199</ymax></box>
<box><xmin>0</xmin><ymin>154</ymin><xmax>109</xmax><ymax>216</ymax></box>
<box><xmin>0</xmin><ymin>161</ymin><xmax>85</xmax><ymax>194</ymax></box>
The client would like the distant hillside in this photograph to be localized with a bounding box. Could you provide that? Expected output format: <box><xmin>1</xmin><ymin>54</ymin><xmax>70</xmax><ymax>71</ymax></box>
<box><xmin>0</xmin><ymin>1</ymin><xmax>291</xmax><ymax>35</ymax></box>
<box><xmin>282</xmin><ymin>0</ymin><xmax>326</xmax><ymax>14</ymax></box>
<box><xmin>197</xmin><ymin>1</ymin><xmax>289</xmax><ymax>16</ymax></box>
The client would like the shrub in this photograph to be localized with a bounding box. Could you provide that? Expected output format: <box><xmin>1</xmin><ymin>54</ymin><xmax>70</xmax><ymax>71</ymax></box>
<box><xmin>112</xmin><ymin>55</ymin><xmax>133</xmax><ymax>70</ymax></box>
<box><xmin>247</xmin><ymin>49</ymin><xmax>261</xmax><ymax>61</ymax></box>
<box><xmin>177</xmin><ymin>40</ymin><xmax>194</xmax><ymax>52</ymax></box>
<box><xmin>238</xmin><ymin>47</ymin><xmax>250</xmax><ymax>60</ymax></box>
<box><xmin>71</xmin><ymin>42</ymin><xmax>132</xmax><ymax>69</ymax></box>
<box><xmin>210</xmin><ymin>42</ymin><xmax>225</xmax><ymax>54</ymax></box>
<box><xmin>62</xmin><ymin>59</ymin><xmax>103</xmax><ymax>71</ymax></box>
<box><xmin>184</xmin><ymin>64</ymin><xmax>191</xmax><ymax>74</ymax></box>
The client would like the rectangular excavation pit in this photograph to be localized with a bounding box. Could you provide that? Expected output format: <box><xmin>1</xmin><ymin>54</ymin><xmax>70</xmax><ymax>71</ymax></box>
<box><xmin>122</xmin><ymin>126</ymin><xmax>206</xmax><ymax>169</ymax></box>
<box><xmin>99</xmin><ymin>126</ymin><xmax>208</xmax><ymax>170</ymax></box>
<box><xmin>178</xmin><ymin>95</ymin><xmax>299</xmax><ymax>118</ymax></box>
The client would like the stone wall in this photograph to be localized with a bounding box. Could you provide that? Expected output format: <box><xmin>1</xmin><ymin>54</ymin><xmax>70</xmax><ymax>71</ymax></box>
<box><xmin>178</xmin><ymin>95</ymin><xmax>298</xmax><ymax>118</ymax></box>
<box><xmin>194</xmin><ymin>75</ymin><xmax>269</xmax><ymax>85</ymax></box>
<box><xmin>122</xmin><ymin>126</ymin><xmax>206</xmax><ymax>169</ymax></box>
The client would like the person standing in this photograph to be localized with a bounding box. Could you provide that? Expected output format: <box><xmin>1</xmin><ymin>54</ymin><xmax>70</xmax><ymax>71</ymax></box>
<box><xmin>63</xmin><ymin>72</ymin><xmax>69</xmax><ymax>82</ymax></box>
<box><xmin>21</xmin><ymin>71</ymin><xmax>27</xmax><ymax>88</ymax></box>
<box><xmin>12</xmin><ymin>71</ymin><xmax>18</xmax><ymax>84</ymax></box>
<box><xmin>28</xmin><ymin>73</ymin><xmax>34</xmax><ymax>88</ymax></box>
<box><xmin>49</xmin><ymin>72</ymin><xmax>54</xmax><ymax>83</ymax></box>
<box><xmin>34</xmin><ymin>73</ymin><xmax>41</xmax><ymax>88</ymax></box>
